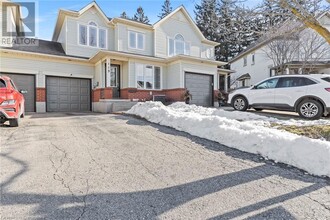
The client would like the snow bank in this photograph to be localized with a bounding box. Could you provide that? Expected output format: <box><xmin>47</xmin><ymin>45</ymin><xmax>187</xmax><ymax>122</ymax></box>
<box><xmin>127</xmin><ymin>102</ymin><xmax>330</xmax><ymax>177</ymax></box>
<box><xmin>169</xmin><ymin>102</ymin><xmax>330</xmax><ymax>127</ymax></box>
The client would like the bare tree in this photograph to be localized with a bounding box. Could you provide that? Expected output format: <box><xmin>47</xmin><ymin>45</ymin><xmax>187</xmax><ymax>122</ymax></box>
<box><xmin>271</xmin><ymin>0</ymin><xmax>330</xmax><ymax>44</ymax></box>
<box><xmin>264</xmin><ymin>25</ymin><xmax>330</xmax><ymax>75</ymax></box>
<box><xmin>297</xmin><ymin>30</ymin><xmax>330</xmax><ymax>73</ymax></box>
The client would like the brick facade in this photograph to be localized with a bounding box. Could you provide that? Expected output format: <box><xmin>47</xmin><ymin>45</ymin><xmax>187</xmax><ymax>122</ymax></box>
<box><xmin>120</xmin><ymin>88</ymin><xmax>186</xmax><ymax>102</ymax></box>
<box><xmin>36</xmin><ymin>88</ymin><xmax>46</xmax><ymax>102</ymax></box>
<box><xmin>92</xmin><ymin>88</ymin><xmax>113</xmax><ymax>102</ymax></box>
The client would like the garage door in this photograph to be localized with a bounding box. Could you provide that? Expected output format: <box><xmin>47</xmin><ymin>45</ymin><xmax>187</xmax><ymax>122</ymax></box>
<box><xmin>46</xmin><ymin>77</ymin><xmax>91</xmax><ymax>112</ymax></box>
<box><xmin>1</xmin><ymin>73</ymin><xmax>35</xmax><ymax>112</ymax></box>
<box><xmin>185</xmin><ymin>72</ymin><xmax>213</xmax><ymax>107</ymax></box>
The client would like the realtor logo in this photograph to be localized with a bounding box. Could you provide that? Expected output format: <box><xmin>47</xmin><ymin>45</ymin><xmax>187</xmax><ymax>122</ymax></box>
<box><xmin>2</xmin><ymin>1</ymin><xmax>36</xmax><ymax>37</ymax></box>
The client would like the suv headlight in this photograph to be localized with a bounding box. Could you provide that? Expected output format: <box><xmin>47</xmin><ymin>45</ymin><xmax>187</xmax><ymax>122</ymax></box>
<box><xmin>0</xmin><ymin>100</ymin><xmax>16</xmax><ymax>106</ymax></box>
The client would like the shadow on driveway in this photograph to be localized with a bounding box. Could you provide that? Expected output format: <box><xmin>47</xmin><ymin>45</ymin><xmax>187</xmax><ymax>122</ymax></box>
<box><xmin>1</xmin><ymin>114</ymin><xmax>329</xmax><ymax>219</ymax></box>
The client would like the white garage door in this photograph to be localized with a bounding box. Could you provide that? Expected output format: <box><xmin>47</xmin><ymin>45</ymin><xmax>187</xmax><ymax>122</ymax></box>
<box><xmin>46</xmin><ymin>77</ymin><xmax>91</xmax><ymax>112</ymax></box>
<box><xmin>185</xmin><ymin>72</ymin><xmax>213</xmax><ymax>107</ymax></box>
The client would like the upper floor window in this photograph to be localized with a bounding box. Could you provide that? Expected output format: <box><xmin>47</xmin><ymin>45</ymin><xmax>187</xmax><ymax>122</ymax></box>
<box><xmin>243</xmin><ymin>56</ymin><xmax>247</xmax><ymax>66</ymax></box>
<box><xmin>251</xmin><ymin>54</ymin><xmax>255</xmax><ymax>65</ymax></box>
<box><xmin>78</xmin><ymin>21</ymin><xmax>107</xmax><ymax>49</ymax></box>
<box><xmin>129</xmin><ymin>31</ymin><xmax>145</xmax><ymax>50</ymax></box>
<box><xmin>168</xmin><ymin>34</ymin><xmax>190</xmax><ymax>57</ymax></box>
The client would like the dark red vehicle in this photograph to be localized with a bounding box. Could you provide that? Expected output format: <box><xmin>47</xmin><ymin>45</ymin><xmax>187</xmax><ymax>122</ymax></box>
<box><xmin>0</xmin><ymin>75</ymin><xmax>26</xmax><ymax>127</ymax></box>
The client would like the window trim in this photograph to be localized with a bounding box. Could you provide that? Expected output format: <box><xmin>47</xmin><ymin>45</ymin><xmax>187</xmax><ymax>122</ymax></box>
<box><xmin>128</xmin><ymin>31</ymin><xmax>145</xmax><ymax>51</ymax></box>
<box><xmin>243</xmin><ymin>56</ymin><xmax>247</xmax><ymax>66</ymax></box>
<box><xmin>168</xmin><ymin>34</ymin><xmax>191</xmax><ymax>57</ymax></box>
<box><xmin>135</xmin><ymin>63</ymin><xmax>162</xmax><ymax>90</ymax></box>
<box><xmin>77</xmin><ymin>21</ymin><xmax>108</xmax><ymax>49</ymax></box>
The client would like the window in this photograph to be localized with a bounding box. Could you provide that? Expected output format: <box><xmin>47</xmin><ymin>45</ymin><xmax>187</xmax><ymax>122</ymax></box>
<box><xmin>129</xmin><ymin>31</ymin><xmax>144</xmax><ymax>50</ymax></box>
<box><xmin>168</xmin><ymin>34</ymin><xmax>190</xmax><ymax>56</ymax></box>
<box><xmin>276</xmin><ymin>77</ymin><xmax>317</xmax><ymax>88</ymax></box>
<box><xmin>78</xmin><ymin>22</ymin><xmax>107</xmax><ymax>49</ymax></box>
<box><xmin>0</xmin><ymin>79</ymin><xmax>6</xmax><ymax>88</ymax></box>
<box><xmin>251</xmin><ymin>54</ymin><xmax>255</xmax><ymax>65</ymax></box>
<box><xmin>79</xmin><ymin>24</ymin><xmax>87</xmax><ymax>45</ymax></box>
<box><xmin>255</xmin><ymin>78</ymin><xmax>279</xmax><ymax>89</ymax></box>
<box><xmin>89</xmin><ymin>26</ymin><xmax>97</xmax><ymax>47</ymax></box>
<box><xmin>206</xmin><ymin>48</ymin><xmax>214</xmax><ymax>59</ymax></box>
<box><xmin>154</xmin><ymin>67</ymin><xmax>161</xmax><ymax>89</ymax></box>
<box><xmin>99</xmin><ymin>29</ymin><xmax>106</xmax><ymax>49</ymax></box>
<box><xmin>243</xmin><ymin>56</ymin><xmax>247</xmax><ymax>66</ymax></box>
<box><xmin>145</xmin><ymin>66</ymin><xmax>153</xmax><ymax>89</ymax></box>
<box><xmin>110</xmin><ymin>66</ymin><xmax>118</xmax><ymax>87</ymax></box>
<box><xmin>322</xmin><ymin>77</ymin><xmax>330</xmax><ymax>83</ymax></box>
<box><xmin>136</xmin><ymin>64</ymin><xmax>162</xmax><ymax>90</ymax></box>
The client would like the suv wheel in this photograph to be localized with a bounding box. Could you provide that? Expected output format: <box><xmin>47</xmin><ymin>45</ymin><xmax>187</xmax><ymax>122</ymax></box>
<box><xmin>233</xmin><ymin>96</ymin><xmax>248</xmax><ymax>111</ymax></box>
<box><xmin>298</xmin><ymin>100</ymin><xmax>323</xmax><ymax>120</ymax></box>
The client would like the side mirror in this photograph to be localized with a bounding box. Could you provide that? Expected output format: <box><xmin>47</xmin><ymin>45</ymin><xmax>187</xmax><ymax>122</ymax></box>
<box><xmin>20</xmin><ymin>90</ymin><xmax>28</xmax><ymax>94</ymax></box>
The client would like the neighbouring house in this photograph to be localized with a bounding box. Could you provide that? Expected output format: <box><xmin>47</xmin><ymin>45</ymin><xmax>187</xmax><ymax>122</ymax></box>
<box><xmin>229</xmin><ymin>12</ymin><xmax>330</xmax><ymax>89</ymax></box>
<box><xmin>0</xmin><ymin>1</ymin><xmax>230</xmax><ymax>113</ymax></box>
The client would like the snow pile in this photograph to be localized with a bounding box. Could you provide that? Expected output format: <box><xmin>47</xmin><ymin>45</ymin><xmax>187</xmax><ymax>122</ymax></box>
<box><xmin>170</xmin><ymin>102</ymin><xmax>330</xmax><ymax>127</ymax></box>
<box><xmin>127</xmin><ymin>102</ymin><xmax>330</xmax><ymax>177</ymax></box>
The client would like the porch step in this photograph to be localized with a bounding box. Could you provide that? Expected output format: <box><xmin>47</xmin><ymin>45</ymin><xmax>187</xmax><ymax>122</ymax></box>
<box><xmin>93</xmin><ymin>99</ymin><xmax>138</xmax><ymax>113</ymax></box>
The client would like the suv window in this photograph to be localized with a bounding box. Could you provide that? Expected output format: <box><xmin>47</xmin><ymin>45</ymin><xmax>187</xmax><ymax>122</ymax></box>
<box><xmin>0</xmin><ymin>79</ymin><xmax>6</xmax><ymax>88</ymax></box>
<box><xmin>276</xmin><ymin>77</ymin><xmax>316</xmax><ymax>88</ymax></box>
<box><xmin>255</xmin><ymin>78</ymin><xmax>279</xmax><ymax>89</ymax></box>
<box><xmin>321</xmin><ymin>77</ymin><xmax>330</xmax><ymax>83</ymax></box>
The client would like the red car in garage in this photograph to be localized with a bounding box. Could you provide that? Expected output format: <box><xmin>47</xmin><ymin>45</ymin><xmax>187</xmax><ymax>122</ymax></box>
<box><xmin>0</xmin><ymin>75</ymin><xmax>26</xmax><ymax>127</ymax></box>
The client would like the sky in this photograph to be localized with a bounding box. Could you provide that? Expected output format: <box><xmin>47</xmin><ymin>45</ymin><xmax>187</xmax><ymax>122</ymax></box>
<box><xmin>22</xmin><ymin>0</ymin><xmax>263</xmax><ymax>40</ymax></box>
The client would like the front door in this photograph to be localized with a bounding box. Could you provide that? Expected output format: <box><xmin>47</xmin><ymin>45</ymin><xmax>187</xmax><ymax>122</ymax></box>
<box><xmin>109</xmin><ymin>65</ymin><xmax>120</xmax><ymax>98</ymax></box>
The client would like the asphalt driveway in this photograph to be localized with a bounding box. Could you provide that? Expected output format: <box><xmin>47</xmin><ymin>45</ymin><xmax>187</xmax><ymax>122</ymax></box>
<box><xmin>1</xmin><ymin>113</ymin><xmax>330</xmax><ymax>219</ymax></box>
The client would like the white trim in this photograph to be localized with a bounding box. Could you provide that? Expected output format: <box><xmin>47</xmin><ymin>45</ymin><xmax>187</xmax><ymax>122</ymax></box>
<box><xmin>134</xmin><ymin>63</ymin><xmax>162</xmax><ymax>90</ymax></box>
<box><xmin>128</xmin><ymin>30</ymin><xmax>145</xmax><ymax>51</ymax></box>
<box><xmin>168</xmin><ymin>34</ymin><xmax>191</xmax><ymax>57</ymax></box>
<box><xmin>77</xmin><ymin>22</ymin><xmax>108</xmax><ymax>49</ymax></box>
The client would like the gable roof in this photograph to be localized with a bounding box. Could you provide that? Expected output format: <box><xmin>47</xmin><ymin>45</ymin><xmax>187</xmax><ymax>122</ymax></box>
<box><xmin>153</xmin><ymin>6</ymin><xmax>219</xmax><ymax>46</ymax></box>
<box><xmin>229</xmin><ymin>11</ymin><xmax>330</xmax><ymax>63</ymax></box>
<box><xmin>52</xmin><ymin>2</ymin><xmax>220</xmax><ymax>46</ymax></box>
<box><xmin>52</xmin><ymin>1</ymin><xmax>113</xmax><ymax>41</ymax></box>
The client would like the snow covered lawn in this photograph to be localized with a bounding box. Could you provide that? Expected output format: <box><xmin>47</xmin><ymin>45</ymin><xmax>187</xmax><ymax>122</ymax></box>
<box><xmin>127</xmin><ymin>102</ymin><xmax>330</xmax><ymax>178</ymax></box>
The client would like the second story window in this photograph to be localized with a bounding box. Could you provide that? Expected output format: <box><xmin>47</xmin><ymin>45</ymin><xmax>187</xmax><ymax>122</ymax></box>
<box><xmin>129</xmin><ymin>31</ymin><xmax>145</xmax><ymax>50</ymax></box>
<box><xmin>78</xmin><ymin>21</ymin><xmax>107</xmax><ymax>49</ymax></box>
<box><xmin>243</xmin><ymin>56</ymin><xmax>247</xmax><ymax>66</ymax></box>
<box><xmin>251</xmin><ymin>53</ymin><xmax>255</xmax><ymax>65</ymax></box>
<box><xmin>168</xmin><ymin>34</ymin><xmax>190</xmax><ymax>57</ymax></box>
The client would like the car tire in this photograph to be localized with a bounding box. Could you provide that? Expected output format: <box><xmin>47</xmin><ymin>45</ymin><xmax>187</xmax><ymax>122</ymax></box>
<box><xmin>9</xmin><ymin>118</ymin><xmax>19</xmax><ymax>127</ymax></box>
<box><xmin>298</xmin><ymin>99</ymin><xmax>323</xmax><ymax>120</ymax></box>
<box><xmin>254</xmin><ymin>108</ymin><xmax>263</xmax><ymax>111</ymax></box>
<box><xmin>232</xmin><ymin>96</ymin><xmax>248</xmax><ymax>111</ymax></box>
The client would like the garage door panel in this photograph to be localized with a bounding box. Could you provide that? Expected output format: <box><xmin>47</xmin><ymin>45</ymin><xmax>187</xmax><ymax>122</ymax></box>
<box><xmin>47</xmin><ymin>77</ymin><xmax>91</xmax><ymax>112</ymax></box>
<box><xmin>2</xmin><ymin>73</ymin><xmax>36</xmax><ymax>112</ymax></box>
<box><xmin>185</xmin><ymin>72</ymin><xmax>213</xmax><ymax>107</ymax></box>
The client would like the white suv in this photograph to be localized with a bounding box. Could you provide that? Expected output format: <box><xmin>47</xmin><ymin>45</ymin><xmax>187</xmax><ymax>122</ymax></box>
<box><xmin>228</xmin><ymin>74</ymin><xmax>330</xmax><ymax>120</ymax></box>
